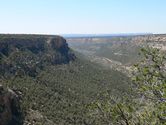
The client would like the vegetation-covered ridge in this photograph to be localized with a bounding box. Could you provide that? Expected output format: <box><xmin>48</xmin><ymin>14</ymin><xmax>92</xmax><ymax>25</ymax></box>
<box><xmin>0</xmin><ymin>34</ymin><xmax>131</xmax><ymax>125</ymax></box>
<box><xmin>0</xmin><ymin>34</ymin><xmax>76</xmax><ymax>77</ymax></box>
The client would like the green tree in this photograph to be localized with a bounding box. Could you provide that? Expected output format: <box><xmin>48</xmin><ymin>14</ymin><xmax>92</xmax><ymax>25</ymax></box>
<box><xmin>88</xmin><ymin>47</ymin><xmax>166</xmax><ymax>125</ymax></box>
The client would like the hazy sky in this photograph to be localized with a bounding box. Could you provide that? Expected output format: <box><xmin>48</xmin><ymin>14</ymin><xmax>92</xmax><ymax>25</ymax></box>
<box><xmin>0</xmin><ymin>0</ymin><xmax>166</xmax><ymax>34</ymax></box>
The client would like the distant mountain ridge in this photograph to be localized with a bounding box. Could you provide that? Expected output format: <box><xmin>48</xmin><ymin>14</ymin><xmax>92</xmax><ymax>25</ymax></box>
<box><xmin>62</xmin><ymin>33</ymin><xmax>153</xmax><ymax>38</ymax></box>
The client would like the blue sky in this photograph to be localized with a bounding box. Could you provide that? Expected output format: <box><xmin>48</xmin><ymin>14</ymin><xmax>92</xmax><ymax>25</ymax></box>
<box><xmin>0</xmin><ymin>0</ymin><xmax>166</xmax><ymax>34</ymax></box>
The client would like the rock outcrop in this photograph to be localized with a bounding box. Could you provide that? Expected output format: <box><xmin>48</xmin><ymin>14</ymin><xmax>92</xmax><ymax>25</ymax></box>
<box><xmin>0</xmin><ymin>35</ymin><xmax>76</xmax><ymax>77</ymax></box>
<box><xmin>0</xmin><ymin>35</ymin><xmax>75</xmax><ymax>61</ymax></box>
<box><xmin>0</xmin><ymin>85</ymin><xmax>23</xmax><ymax>125</ymax></box>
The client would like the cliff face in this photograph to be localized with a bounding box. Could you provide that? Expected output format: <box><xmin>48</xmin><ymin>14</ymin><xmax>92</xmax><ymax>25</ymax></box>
<box><xmin>0</xmin><ymin>35</ymin><xmax>75</xmax><ymax>60</ymax></box>
<box><xmin>0</xmin><ymin>85</ymin><xmax>22</xmax><ymax>125</ymax></box>
<box><xmin>0</xmin><ymin>35</ymin><xmax>77</xmax><ymax>124</ymax></box>
<box><xmin>0</xmin><ymin>35</ymin><xmax>76</xmax><ymax>77</ymax></box>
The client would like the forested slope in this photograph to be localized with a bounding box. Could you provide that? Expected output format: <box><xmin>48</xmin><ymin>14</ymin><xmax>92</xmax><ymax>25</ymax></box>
<box><xmin>0</xmin><ymin>35</ymin><xmax>130</xmax><ymax>125</ymax></box>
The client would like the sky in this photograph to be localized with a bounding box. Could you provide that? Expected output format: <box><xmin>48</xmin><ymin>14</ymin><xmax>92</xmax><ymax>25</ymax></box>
<box><xmin>0</xmin><ymin>0</ymin><xmax>166</xmax><ymax>34</ymax></box>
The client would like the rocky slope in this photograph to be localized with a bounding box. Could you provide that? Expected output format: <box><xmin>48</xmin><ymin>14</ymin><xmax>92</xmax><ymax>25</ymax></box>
<box><xmin>0</xmin><ymin>35</ymin><xmax>75</xmax><ymax>77</ymax></box>
<box><xmin>0</xmin><ymin>34</ymin><xmax>130</xmax><ymax>125</ymax></box>
<box><xmin>0</xmin><ymin>84</ymin><xmax>22</xmax><ymax>125</ymax></box>
<box><xmin>0</xmin><ymin>34</ymin><xmax>76</xmax><ymax>125</ymax></box>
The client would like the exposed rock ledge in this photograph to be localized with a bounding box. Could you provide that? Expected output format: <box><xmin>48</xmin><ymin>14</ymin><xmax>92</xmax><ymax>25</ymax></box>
<box><xmin>0</xmin><ymin>84</ymin><xmax>23</xmax><ymax>125</ymax></box>
<box><xmin>0</xmin><ymin>35</ymin><xmax>76</xmax><ymax>63</ymax></box>
<box><xmin>0</xmin><ymin>35</ymin><xmax>76</xmax><ymax>77</ymax></box>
